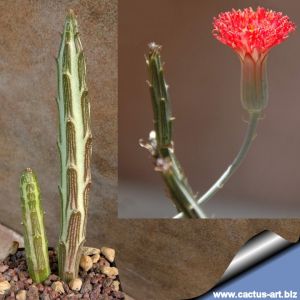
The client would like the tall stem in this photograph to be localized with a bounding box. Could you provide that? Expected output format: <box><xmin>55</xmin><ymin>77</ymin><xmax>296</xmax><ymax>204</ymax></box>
<box><xmin>56</xmin><ymin>10</ymin><xmax>92</xmax><ymax>281</ymax></box>
<box><xmin>174</xmin><ymin>111</ymin><xmax>260</xmax><ymax>219</ymax></box>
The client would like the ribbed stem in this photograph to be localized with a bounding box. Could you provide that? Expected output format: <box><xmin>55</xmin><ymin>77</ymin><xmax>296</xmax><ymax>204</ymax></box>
<box><xmin>174</xmin><ymin>111</ymin><xmax>260</xmax><ymax>219</ymax></box>
<box><xmin>20</xmin><ymin>168</ymin><xmax>50</xmax><ymax>283</ymax></box>
<box><xmin>142</xmin><ymin>43</ymin><xmax>206</xmax><ymax>218</ymax></box>
<box><xmin>56</xmin><ymin>10</ymin><xmax>92</xmax><ymax>282</ymax></box>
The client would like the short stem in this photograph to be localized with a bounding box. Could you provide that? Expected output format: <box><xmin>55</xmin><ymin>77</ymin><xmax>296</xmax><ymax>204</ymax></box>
<box><xmin>173</xmin><ymin>111</ymin><xmax>261</xmax><ymax>219</ymax></box>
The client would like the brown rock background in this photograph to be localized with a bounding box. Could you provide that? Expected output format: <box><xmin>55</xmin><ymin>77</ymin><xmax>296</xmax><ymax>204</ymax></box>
<box><xmin>0</xmin><ymin>1</ymin><xmax>299</xmax><ymax>300</ymax></box>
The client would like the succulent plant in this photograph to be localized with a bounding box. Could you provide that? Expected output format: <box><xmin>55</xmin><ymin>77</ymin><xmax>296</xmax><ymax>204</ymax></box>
<box><xmin>20</xmin><ymin>168</ymin><xmax>50</xmax><ymax>283</ymax></box>
<box><xmin>56</xmin><ymin>10</ymin><xmax>92</xmax><ymax>282</ymax></box>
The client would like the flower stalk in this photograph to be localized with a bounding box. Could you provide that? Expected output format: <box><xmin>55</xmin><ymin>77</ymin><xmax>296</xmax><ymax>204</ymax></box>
<box><xmin>174</xmin><ymin>111</ymin><xmax>260</xmax><ymax>218</ymax></box>
<box><xmin>56</xmin><ymin>10</ymin><xmax>92</xmax><ymax>282</ymax></box>
<box><xmin>176</xmin><ymin>7</ymin><xmax>295</xmax><ymax>218</ymax></box>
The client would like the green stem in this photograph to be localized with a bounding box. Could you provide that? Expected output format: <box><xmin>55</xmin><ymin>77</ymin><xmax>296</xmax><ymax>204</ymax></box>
<box><xmin>20</xmin><ymin>168</ymin><xmax>50</xmax><ymax>283</ymax></box>
<box><xmin>174</xmin><ymin>111</ymin><xmax>260</xmax><ymax>219</ymax></box>
<box><xmin>143</xmin><ymin>43</ymin><xmax>206</xmax><ymax>218</ymax></box>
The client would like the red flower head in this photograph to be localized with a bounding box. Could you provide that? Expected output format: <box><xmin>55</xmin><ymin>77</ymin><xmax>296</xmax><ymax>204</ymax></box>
<box><xmin>213</xmin><ymin>7</ymin><xmax>295</xmax><ymax>61</ymax></box>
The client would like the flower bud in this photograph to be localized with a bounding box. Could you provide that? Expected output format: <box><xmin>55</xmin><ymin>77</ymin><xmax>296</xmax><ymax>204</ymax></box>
<box><xmin>240</xmin><ymin>54</ymin><xmax>268</xmax><ymax>112</ymax></box>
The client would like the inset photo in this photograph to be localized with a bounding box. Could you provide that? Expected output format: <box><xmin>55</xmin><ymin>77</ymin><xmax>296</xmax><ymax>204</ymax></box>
<box><xmin>119</xmin><ymin>0</ymin><xmax>300</xmax><ymax>218</ymax></box>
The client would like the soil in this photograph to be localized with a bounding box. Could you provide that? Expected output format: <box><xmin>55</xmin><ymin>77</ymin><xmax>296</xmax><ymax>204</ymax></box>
<box><xmin>0</xmin><ymin>249</ymin><xmax>125</xmax><ymax>299</ymax></box>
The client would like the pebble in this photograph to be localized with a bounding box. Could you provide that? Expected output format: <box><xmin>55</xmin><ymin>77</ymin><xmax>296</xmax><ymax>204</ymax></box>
<box><xmin>90</xmin><ymin>285</ymin><xmax>101</xmax><ymax>299</ymax></box>
<box><xmin>17</xmin><ymin>271</ymin><xmax>27</xmax><ymax>281</ymax></box>
<box><xmin>51</xmin><ymin>281</ymin><xmax>65</xmax><ymax>294</ymax></box>
<box><xmin>101</xmin><ymin>247</ymin><xmax>115</xmax><ymax>263</ymax></box>
<box><xmin>16</xmin><ymin>290</ymin><xmax>26</xmax><ymax>300</ymax></box>
<box><xmin>41</xmin><ymin>294</ymin><xmax>50</xmax><ymax>300</ymax></box>
<box><xmin>63</xmin><ymin>281</ymin><xmax>71</xmax><ymax>294</ymax></box>
<box><xmin>27</xmin><ymin>285</ymin><xmax>39</xmax><ymax>299</ymax></box>
<box><xmin>88</xmin><ymin>271</ymin><xmax>95</xmax><ymax>278</ymax></box>
<box><xmin>12</xmin><ymin>275</ymin><xmax>18</xmax><ymax>282</ymax></box>
<box><xmin>91</xmin><ymin>253</ymin><xmax>100</xmax><ymax>263</ymax></box>
<box><xmin>100</xmin><ymin>266</ymin><xmax>119</xmax><ymax>277</ymax></box>
<box><xmin>69</xmin><ymin>278</ymin><xmax>82</xmax><ymax>291</ymax></box>
<box><xmin>16</xmin><ymin>281</ymin><xmax>24</xmax><ymax>290</ymax></box>
<box><xmin>90</xmin><ymin>276</ymin><xmax>100</xmax><ymax>285</ymax></box>
<box><xmin>98</xmin><ymin>258</ymin><xmax>110</xmax><ymax>267</ymax></box>
<box><xmin>112</xmin><ymin>280</ymin><xmax>120</xmax><ymax>291</ymax></box>
<box><xmin>3</xmin><ymin>275</ymin><xmax>11</xmax><ymax>282</ymax></box>
<box><xmin>49</xmin><ymin>274</ymin><xmax>59</xmax><ymax>281</ymax></box>
<box><xmin>80</xmin><ymin>255</ymin><xmax>93</xmax><ymax>272</ymax></box>
<box><xmin>44</xmin><ymin>279</ymin><xmax>52</xmax><ymax>286</ymax></box>
<box><xmin>0</xmin><ymin>265</ymin><xmax>8</xmax><ymax>273</ymax></box>
<box><xmin>80</xmin><ymin>278</ymin><xmax>92</xmax><ymax>294</ymax></box>
<box><xmin>49</xmin><ymin>290</ymin><xmax>60</xmax><ymax>299</ymax></box>
<box><xmin>36</xmin><ymin>283</ymin><xmax>44</xmax><ymax>292</ymax></box>
<box><xmin>103</xmin><ymin>278</ymin><xmax>113</xmax><ymax>288</ymax></box>
<box><xmin>8</xmin><ymin>241</ymin><xmax>19</xmax><ymax>255</ymax></box>
<box><xmin>0</xmin><ymin>281</ymin><xmax>11</xmax><ymax>295</ymax></box>
<box><xmin>9</xmin><ymin>281</ymin><xmax>17</xmax><ymax>293</ymax></box>
<box><xmin>82</xmin><ymin>247</ymin><xmax>100</xmax><ymax>256</ymax></box>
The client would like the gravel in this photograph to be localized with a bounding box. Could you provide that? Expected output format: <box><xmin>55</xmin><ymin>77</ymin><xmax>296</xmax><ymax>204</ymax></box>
<box><xmin>0</xmin><ymin>249</ymin><xmax>125</xmax><ymax>299</ymax></box>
